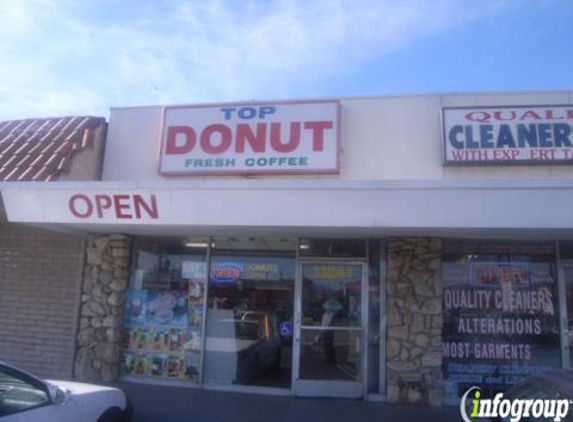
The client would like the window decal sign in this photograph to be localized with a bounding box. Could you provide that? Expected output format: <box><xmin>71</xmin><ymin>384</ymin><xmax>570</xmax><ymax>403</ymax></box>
<box><xmin>159</xmin><ymin>100</ymin><xmax>340</xmax><ymax>175</ymax></box>
<box><xmin>442</xmin><ymin>106</ymin><xmax>573</xmax><ymax>165</ymax></box>
<box><xmin>442</xmin><ymin>242</ymin><xmax>559</xmax><ymax>400</ymax></box>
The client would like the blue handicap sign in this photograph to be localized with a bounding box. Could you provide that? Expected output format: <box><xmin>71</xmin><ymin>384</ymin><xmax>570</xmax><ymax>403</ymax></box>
<box><xmin>280</xmin><ymin>321</ymin><xmax>293</xmax><ymax>337</ymax></box>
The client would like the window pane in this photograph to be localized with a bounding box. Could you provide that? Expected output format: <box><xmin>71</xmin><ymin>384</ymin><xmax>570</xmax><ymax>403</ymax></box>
<box><xmin>299</xmin><ymin>239</ymin><xmax>366</xmax><ymax>258</ymax></box>
<box><xmin>121</xmin><ymin>237</ymin><xmax>208</xmax><ymax>383</ymax></box>
<box><xmin>0</xmin><ymin>367</ymin><xmax>49</xmax><ymax>417</ymax></box>
<box><xmin>299</xmin><ymin>329</ymin><xmax>362</xmax><ymax>381</ymax></box>
<box><xmin>301</xmin><ymin>264</ymin><xmax>362</xmax><ymax>328</ymax></box>
<box><xmin>560</xmin><ymin>241</ymin><xmax>573</xmax><ymax>260</ymax></box>
<box><xmin>441</xmin><ymin>241</ymin><xmax>560</xmax><ymax>400</ymax></box>
<box><xmin>203</xmin><ymin>237</ymin><xmax>295</xmax><ymax>388</ymax></box>
<box><xmin>367</xmin><ymin>240</ymin><xmax>382</xmax><ymax>394</ymax></box>
<box><xmin>505</xmin><ymin>378</ymin><xmax>559</xmax><ymax>400</ymax></box>
<box><xmin>563</xmin><ymin>266</ymin><xmax>573</xmax><ymax>367</ymax></box>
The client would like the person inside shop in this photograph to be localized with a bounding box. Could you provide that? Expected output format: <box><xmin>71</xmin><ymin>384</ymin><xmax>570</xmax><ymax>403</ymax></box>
<box><xmin>319</xmin><ymin>298</ymin><xmax>342</xmax><ymax>364</ymax></box>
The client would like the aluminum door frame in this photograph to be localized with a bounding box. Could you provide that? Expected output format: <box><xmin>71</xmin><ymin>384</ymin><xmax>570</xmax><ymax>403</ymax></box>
<box><xmin>292</xmin><ymin>258</ymin><xmax>368</xmax><ymax>398</ymax></box>
<box><xmin>558</xmin><ymin>259</ymin><xmax>573</xmax><ymax>369</ymax></box>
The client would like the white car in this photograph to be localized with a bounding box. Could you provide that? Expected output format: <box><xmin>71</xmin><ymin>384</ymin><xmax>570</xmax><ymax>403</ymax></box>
<box><xmin>0</xmin><ymin>361</ymin><xmax>133</xmax><ymax>422</ymax></box>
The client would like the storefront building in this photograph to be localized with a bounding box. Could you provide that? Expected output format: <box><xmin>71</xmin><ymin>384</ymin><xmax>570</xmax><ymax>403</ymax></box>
<box><xmin>0</xmin><ymin>116</ymin><xmax>106</xmax><ymax>379</ymax></box>
<box><xmin>2</xmin><ymin>91</ymin><xmax>573</xmax><ymax>407</ymax></box>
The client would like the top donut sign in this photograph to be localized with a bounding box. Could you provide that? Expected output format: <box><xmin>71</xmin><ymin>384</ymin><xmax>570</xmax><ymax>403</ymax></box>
<box><xmin>159</xmin><ymin>100</ymin><xmax>340</xmax><ymax>176</ymax></box>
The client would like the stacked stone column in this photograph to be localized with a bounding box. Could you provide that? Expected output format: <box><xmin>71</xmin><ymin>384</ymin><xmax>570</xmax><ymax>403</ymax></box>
<box><xmin>74</xmin><ymin>234</ymin><xmax>131</xmax><ymax>382</ymax></box>
<box><xmin>386</xmin><ymin>237</ymin><xmax>443</xmax><ymax>406</ymax></box>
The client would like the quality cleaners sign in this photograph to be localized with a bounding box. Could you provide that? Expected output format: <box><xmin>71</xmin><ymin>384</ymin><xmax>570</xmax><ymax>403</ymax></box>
<box><xmin>442</xmin><ymin>105</ymin><xmax>573</xmax><ymax>164</ymax></box>
<box><xmin>159</xmin><ymin>100</ymin><xmax>340</xmax><ymax>175</ymax></box>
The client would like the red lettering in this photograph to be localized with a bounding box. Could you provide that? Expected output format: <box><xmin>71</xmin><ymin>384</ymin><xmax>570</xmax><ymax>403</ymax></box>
<box><xmin>493</xmin><ymin>149</ymin><xmax>519</xmax><ymax>160</ymax></box>
<box><xmin>165</xmin><ymin>126</ymin><xmax>196</xmax><ymax>154</ymax></box>
<box><xmin>236</xmin><ymin>123</ymin><xmax>266</xmax><ymax>152</ymax></box>
<box><xmin>200</xmin><ymin>124</ymin><xmax>232</xmax><ymax>154</ymax></box>
<box><xmin>95</xmin><ymin>194</ymin><xmax>112</xmax><ymax>218</ymax></box>
<box><xmin>464</xmin><ymin>109</ymin><xmax>573</xmax><ymax>123</ymax></box>
<box><xmin>270</xmin><ymin>122</ymin><xmax>300</xmax><ymax>152</ymax></box>
<box><xmin>113</xmin><ymin>195</ymin><xmax>132</xmax><ymax>219</ymax></box>
<box><xmin>545</xmin><ymin>110</ymin><xmax>565</xmax><ymax>120</ymax></box>
<box><xmin>69</xmin><ymin>193</ymin><xmax>159</xmax><ymax>220</ymax></box>
<box><xmin>493</xmin><ymin>110</ymin><xmax>516</xmax><ymax>121</ymax></box>
<box><xmin>69</xmin><ymin>194</ymin><xmax>92</xmax><ymax>218</ymax></box>
<box><xmin>520</xmin><ymin>110</ymin><xmax>542</xmax><ymax>120</ymax></box>
<box><xmin>530</xmin><ymin>149</ymin><xmax>555</xmax><ymax>160</ymax></box>
<box><xmin>304</xmin><ymin>121</ymin><xmax>333</xmax><ymax>151</ymax></box>
<box><xmin>133</xmin><ymin>194</ymin><xmax>158</xmax><ymax>219</ymax></box>
<box><xmin>465</xmin><ymin>111</ymin><xmax>491</xmax><ymax>123</ymax></box>
<box><xmin>164</xmin><ymin>118</ymin><xmax>337</xmax><ymax>156</ymax></box>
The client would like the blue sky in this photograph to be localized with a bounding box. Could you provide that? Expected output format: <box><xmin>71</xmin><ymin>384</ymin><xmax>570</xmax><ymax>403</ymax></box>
<box><xmin>0</xmin><ymin>0</ymin><xmax>571</xmax><ymax>120</ymax></box>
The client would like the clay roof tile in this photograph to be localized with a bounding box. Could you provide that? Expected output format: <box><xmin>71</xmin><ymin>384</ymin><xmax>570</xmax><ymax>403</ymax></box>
<box><xmin>44</xmin><ymin>153</ymin><xmax>61</xmax><ymax>169</ymax></box>
<box><xmin>15</xmin><ymin>153</ymin><xmax>37</xmax><ymax>169</ymax></box>
<box><xmin>54</xmin><ymin>141</ymin><xmax>73</xmax><ymax>156</ymax></box>
<box><xmin>17</xmin><ymin>166</ymin><xmax>37</xmax><ymax>181</ymax></box>
<box><xmin>0</xmin><ymin>115</ymin><xmax>105</xmax><ymax>181</ymax></box>
<box><xmin>3</xmin><ymin>165</ymin><xmax>26</xmax><ymax>181</ymax></box>
<box><xmin>56</xmin><ymin>156</ymin><xmax>71</xmax><ymax>173</ymax></box>
<box><xmin>81</xmin><ymin>128</ymin><xmax>95</xmax><ymax>149</ymax></box>
<box><xmin>0</xmin><ymin>166</ymin><xmax>12</xmax><ymax>179</ymax></box>
<box><xmin>31</xmin><ymin>166</ymin><xmax>53</xmax><ymax>181</ymax></box>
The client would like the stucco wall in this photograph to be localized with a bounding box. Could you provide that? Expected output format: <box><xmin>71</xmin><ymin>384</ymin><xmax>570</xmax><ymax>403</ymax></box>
<box><xmin>102</xmin><ymin>91</ymin><xmax>573</xmax><ymax>182</ymax></box>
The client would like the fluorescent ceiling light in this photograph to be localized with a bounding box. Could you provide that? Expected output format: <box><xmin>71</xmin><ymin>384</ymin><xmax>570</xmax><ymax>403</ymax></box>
<box><xmin>185</xmin><ymin>242</ymin><xmax>208</xmax><ymax>248</ymax></box>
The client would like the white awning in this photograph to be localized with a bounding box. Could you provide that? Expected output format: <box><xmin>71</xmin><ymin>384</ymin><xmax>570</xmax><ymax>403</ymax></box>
<box><xmin>2</xmin><ymin>179</ymin><xmax>572</xmax><ymax>238</ymax></box>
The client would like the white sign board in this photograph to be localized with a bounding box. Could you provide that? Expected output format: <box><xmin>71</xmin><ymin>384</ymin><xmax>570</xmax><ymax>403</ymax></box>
<box><xmin>159</xmin><ymin>100</ymin><xmax>340</xmax><ymax>175</ymax></box>
<box><xmin>182</xmin><ymin>262</ymin><xmax>206</xmax><ymax>280</ymax></box>
<box><xmin>442</xmin><ymin>106</ymin><xmax>573</xmax><ymax>164</ymax></box>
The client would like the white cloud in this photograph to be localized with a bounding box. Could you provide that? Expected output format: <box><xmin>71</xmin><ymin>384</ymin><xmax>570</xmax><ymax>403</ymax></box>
<box><xmin>0</xmin><ymin>0</ymin><xmax>512</xmax><ymax>120</ymax></box>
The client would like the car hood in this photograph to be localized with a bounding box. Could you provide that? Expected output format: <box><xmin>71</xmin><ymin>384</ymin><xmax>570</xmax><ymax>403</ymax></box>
<box><xmin>47</xmin><ymin>379</ymin><xmax>119</xmax><ymax>395</ymax></box>
<box><xmin>46</xmin><ymin>379</ymin><xmax>128</xmax><ymax>420</ymax></box>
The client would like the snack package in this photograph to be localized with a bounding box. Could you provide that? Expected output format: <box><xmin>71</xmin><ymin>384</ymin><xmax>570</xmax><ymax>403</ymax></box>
<box><xmin>170</xmin><ymin>328</ymin><xmax>184</xmax><ymax>351</ymax></box>
<box><xmin>133</xmin><ymin>353</ymin><xmax>151</xmax><ymax>375</ymax></box>
<box><xmin>167</xmin><ymin>355</ymin><xmax>183</xmax><ymax>378</ymax></box>
<box><xmin>151</xmin><ymin>354</ymin><xmax>167</xmax><ymax>376</ymax></box>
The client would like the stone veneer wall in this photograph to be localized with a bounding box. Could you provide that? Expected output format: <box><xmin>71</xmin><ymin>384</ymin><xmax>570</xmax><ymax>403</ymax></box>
<box><xmin>386</xmin><ymin>237</ymin><xmax>443</xmax><ymax>406</ymax></box>
<box><xmin>74</xmin><ymin>234</ymin><xmax>131</xmax><ymax>382</ymax></box>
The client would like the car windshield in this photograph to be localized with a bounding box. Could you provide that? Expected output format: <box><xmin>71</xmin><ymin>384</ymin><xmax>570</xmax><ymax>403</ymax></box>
<box><xmin>502</xmin><ymin>377</ymin><xmax>573</xmax><ymax>422</ymax></box>
<box><xmin>0</xmin><ymin>366</ymin><xmax>50</xmax><ymax>417</ymax></box>
<box><xmin>505</xmin><ymin>378</ymin><xmax>561</xmax><ymax>401</ymax></box>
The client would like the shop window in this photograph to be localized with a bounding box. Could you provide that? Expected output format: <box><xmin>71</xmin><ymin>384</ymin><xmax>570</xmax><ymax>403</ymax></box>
<box><xmin>121</xmin><ymin>237</ymin><xmax>208</xmax><ymax>384</ymax></box>
<box><xmin>560</xmin><ymin>241</ymin><xmax>573</xmax><ymax>260</ymax></box>
<box><xmin>442</xmin><ymin>241</ymin><xmax>560</xmax><ymax>400</ymax></box>
<box><xmin>561</xmin><ymin>266</ymin><xmax>573</xmax><ymax>366</ymax></box>
<box><xmin>367</xmin><ymin>240</ymin><xmax>383</xmax><ymax>394</ymax></box>
<box><xmin>203</xmin><ymin>237</ymin><xmax>296</xmax><ymax>389</ymax></box>
<box><xmin>299</xmin><ymin>238</ymin><xmax>366</xmax><ymax>258</ymax></box>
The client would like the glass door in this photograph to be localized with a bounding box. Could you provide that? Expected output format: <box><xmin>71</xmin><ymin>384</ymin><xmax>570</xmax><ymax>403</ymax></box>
<box><xmin>561</xmin><ymin>264</ymin><xmax>573</xmax><ymax>368</ymax></box>
<box><xmin>293</xmin><ymin>261</ymin><xmax>366</xmax><ymax>397</ymax></box>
